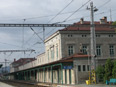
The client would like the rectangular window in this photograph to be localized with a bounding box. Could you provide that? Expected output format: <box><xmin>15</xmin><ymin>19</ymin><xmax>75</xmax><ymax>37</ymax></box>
<box><xmin>109</xmin><ymin>45</ymin><xmax>114</xmax><ymax>56</ymax></box>
<box><xmin>78</xmin><ymin>65</ymin><xmax>81</xmax><ymax>72</ymax></box>
<box><xmin>109</xmin><ymin>34</ymin><xmax>113</xmax><ymax>37</ymax></box>
<box><xmin>51</xmin><ymin>48</ymin><xmax>54</xmax><ymax>60</ymax></box>
<box><xmin>87</xmin><ymin>65</ymin><xmax>90</xmax><ymax>71</ymax></box>
<box><xmin>69</xmin><ymin>69</ymin><xmax>71</xmax><ymax>84</ymax></box>
<box><xmin>49</xmin><ymin>70</ymin><xmax>50</xmax><ymax>79</ymax></box>
<box><xmin>56</xmin><ymin>46</ymin><xmax>58</xmax><ymax>58</ymax></box>
<box><xmin>82</xmin><ymin>45</ymin><xmax>87</xmax><ymax>54</ymax></box>
<box><xmin>65</xmin><ymin>70</ymin><xmax>67</xmax><ymax>84</ymax></box>
<box><xmin>68</xmin><ymin>45</ymin><xmax>74</xmax><ymax>55</ymax></box>
<box><xmin>48</xmin><ymin>50</ymin><xmax>49</xmax><ymax>61</ymax></box>
<box><xmin>83</xmin><ymin>65</ymin><xmax>86</xmax><ymax>71</ymax></box>
<box><xmin>54</xmin><ymin>71</ymin><xmax>56</xmax><ymax>79</ymax></box>
<box><xmin>82</xmin><ymin>35</ymin><xmax>87</xmax><ymax>37</ymax></box>
<box><xmin>96</xmin><ymin>45</ymin><xmax>101</xmax><ymax>56</ymax></box>
<box><xmin>96</xmin><ymin>34</ymin><xmax>100</xmax><ymax>37</ymax></box>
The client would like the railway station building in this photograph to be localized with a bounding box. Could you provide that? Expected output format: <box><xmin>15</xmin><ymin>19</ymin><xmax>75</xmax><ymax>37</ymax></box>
<box><xmin>8</xmin><ymin>16</ymin><xmax>116</xmax><ymax>85</ymax></box>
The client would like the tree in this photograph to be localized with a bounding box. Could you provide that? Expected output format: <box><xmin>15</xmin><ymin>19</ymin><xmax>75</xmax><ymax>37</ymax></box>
<box><xmin>112</xmin><ymin>21</ymin><xmax>116</xmax><ymax>25</ymax></box>
<box><xmin>112</xmin><ymin>60</ymin><xmax>116</xmax><ymax>78</ymax></box>
<box><xmin>104</xmin><ymin>59</ymin><xmax>113</xmax><ymax>81</ymax></box>
<box><xmin>96</xmin><ymin>65</ymin><xmax>105</xmax><ymax>82</ymax></box>
<box><xmin>112</xmin><ymin>21</ymin><xmax>116</xmax><ymax>32</ymax></box>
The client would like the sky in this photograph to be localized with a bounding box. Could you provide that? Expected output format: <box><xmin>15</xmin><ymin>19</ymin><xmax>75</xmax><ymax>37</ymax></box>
<box><xmin>0</xmin><ymin>0</ymin><xmax>115</xmax><ymax>66</ymax></box>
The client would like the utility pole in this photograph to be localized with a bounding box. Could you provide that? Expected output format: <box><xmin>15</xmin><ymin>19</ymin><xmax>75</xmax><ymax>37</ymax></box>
<box><xmin>87</xmin><ymin>1</ymin><xmax>98</xmax><ymax>71</ymax></box>
<box><xmin>5</xmin><ymin>59</ymin><xmax>7</xmax><ymax>73</ymax></box>
<box><xmin>90</xmin><ymin>2</ymin><xmax>97</xmax><ymax>70</ymax></box>
<box><xmin>87</xmin><ymin>2</ymin><xmax>98</xmax><ymax>84</ymax></box>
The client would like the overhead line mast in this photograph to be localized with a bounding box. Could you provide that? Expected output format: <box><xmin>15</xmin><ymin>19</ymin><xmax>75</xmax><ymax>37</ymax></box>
<box><xmin>0</xmin><ymin>49</ymin><xmax>35</xmax><ymax>53</ymax></box>
<box><xmin>87</xmin><ymin>1</ymin><xmax>98</xmax><ymax>84</ymax></box>
<box><xmin>0</xmin><ymin>23</ymin><xmax>114</xmax><ymax>27</ymax></box>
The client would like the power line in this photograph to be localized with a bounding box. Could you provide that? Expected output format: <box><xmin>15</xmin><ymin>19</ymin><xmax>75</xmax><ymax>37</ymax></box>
<box><xmin>41</xmin><ymin>0</ymin><xmax>74</xmax><ymax>38</ymax></box>
<box><xmin>54</xmin><ymin>8</ymin><xmax>116</xmax><ymax>24</ymax></box>
<box><xmin>21</xmin><ymin>9</ymin><xmax>86</xmax><ymax>20</ymax></box>
<box><xmin>30</xmin><ymin>27</ymin><xmax>44</xmax><ymax>43</ymax></box>
<box><xmin>47</xmin><ymin>0</ymin><xmax>74</xmax><ymax>23</ymax></box>
<box><xmin>0</xmin><ymin>49</ymin><xmax>35</xmax><ymax>53</ymax></box>
<box><xmin>63</xmin><ymin>0</ymin><xmax>91</xmax><ymax>22</ymax></box>
<box><xmin>23</xmin><ymin>29</ymin><xmax>43</xmax><ymax>46</ymax></box>
<box><xmin>45</xmin><ymin>27</ymin><xmax>57</xmax><ymax>37</ymax></box>
<box><xmin>98</xmin><ymin>0</ymin><xmax>111</xmax><ymax>8</ymax></box>
<box><xmin>0</xmin><ymin>41</ymin><xmax>21</xmax><ymax>48</ymax></box>
<box><xmin>55</xmin><ymin>12</ymin><xmax>104</xmax><ymax>23</ymax></box>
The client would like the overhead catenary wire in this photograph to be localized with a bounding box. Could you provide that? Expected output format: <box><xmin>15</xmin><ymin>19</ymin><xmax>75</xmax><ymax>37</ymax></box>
<box><xmin>54</xmin><ymin>7</ymin><xmax>116</xmax><ymax>24</ymax></box>
<box><xmin>24</xmin><ymin>7</ymin><xmax>116</xmax><ymax>48</ymax></box>
<box><xmin>44</xmin><ymin>0</ymin><xmax>74</xmax><ymax>39</ymax></box>
<box><xmin>23</xmin><ymin>29</ymin><xmax>43</xmax><ymax>46</ymax></box>
<box><xmin>0</xmin><ymin>41</ymin><xmax>22</xmax><ymax>48</ymax></box>
<box><xmin>21</xmin><ymin>9</ymin><xmax>86</xmax><ymax>20</ymax></box>
<box><xmin>98</xmin><ymin>0</ymin><xmax>111</xmax><ymax>8</ymax></box>
<box><xmin>7</xmin><ymin>0</ymin><xmax>113</xmax><ymax>55</ymax></box>
<box><xmin>63</xmin><ymin>0</ymin><xmax>91</xmax><ymax>22</ymax></box>
<box><xmin>54</xmin><ymin>11</ymin><xmax>105</xmax><ymax>24</ymax></box>
<box><xmin>47</xmin><ymin>0</ymin><xmax>74</xmax><ymax>23</ymax></box>
<box><xmin>30</xmin><ymin>27</ymin><xmax>44</xmax><ymax>43</ymax></box>
<box><xmin>23</xmin><ymin>0</ymin><xmax>75</xmax><ymax>50</ymax></box>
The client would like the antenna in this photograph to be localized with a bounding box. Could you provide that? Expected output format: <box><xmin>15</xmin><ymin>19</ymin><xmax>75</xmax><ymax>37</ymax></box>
<box><xmin>110</xmin><ymin>9</ymin><xmax>112</xmax><ymax>22</ymax></box>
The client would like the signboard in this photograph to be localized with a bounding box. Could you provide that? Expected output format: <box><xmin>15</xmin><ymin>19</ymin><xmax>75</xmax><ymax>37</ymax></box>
<box><xmin>63</xmin><ymin>66</ymin><xmax>73</xmax><ymax>69</ymax></box>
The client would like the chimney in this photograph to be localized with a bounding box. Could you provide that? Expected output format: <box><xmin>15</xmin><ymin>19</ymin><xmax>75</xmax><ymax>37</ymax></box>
<box><xmin>14</xmin><ymin>58</ymin><xmax>16</xmax><ymax>62</ymax></box>
<box><xmin>80</xmin><ymin>18</ymin><xmax>84</xmax><ymax>24</ymax></box>
<box><xmin>102</xmin><ymin>16</ymin><xmax>107</xmax><ymax>23</ymax></box>
<box><xmin>100</xmin><ymin>16</ymin><xmax>107</xmax><ymax>24</ymax></box>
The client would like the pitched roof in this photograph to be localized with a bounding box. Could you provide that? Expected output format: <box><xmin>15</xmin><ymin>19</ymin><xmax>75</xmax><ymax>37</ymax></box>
<box><xmin>11</xmin><ymin>58</ymin><xmax>35</xmax><ymax>68</ymax></box>
<box><xmin>62</xmin><ymin>52</ymin><xmax>90</xmax><ymax>60</ymax></box>
<box><xmin>60</xmin><ymin>21</ymin><xmax>115</xmax><ymax>31</ymax></box>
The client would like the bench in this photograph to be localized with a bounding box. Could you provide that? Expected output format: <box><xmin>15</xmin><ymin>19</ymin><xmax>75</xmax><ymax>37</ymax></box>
<box><xmin>109</xmin><ymin>79</ymin><xmax>116</xmax><ymax>85</ymax></box>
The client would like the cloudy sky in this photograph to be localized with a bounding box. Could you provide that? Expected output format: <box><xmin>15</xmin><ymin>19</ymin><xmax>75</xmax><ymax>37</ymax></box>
<box><xmin>0</xmin><ymin>0</ymin><xmax>115</xmax><ymax>66</ymax></box>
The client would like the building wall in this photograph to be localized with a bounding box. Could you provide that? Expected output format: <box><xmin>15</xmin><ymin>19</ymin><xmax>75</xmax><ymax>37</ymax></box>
<box><xmin>60</xmin><ymin>30</ymin><xmax>116</xmax><ymax>59</ymax></box>
<box><xmin>18</xmin><ymin>53</ymin><xmax>45</xmax><ymax>71</ymax></box>
<box><xmin>10</xmin><ymin>67</ymin><xmax>15</xmax><ymax>73</ymax></box>
<box><xmin>36</xmin><ymin>53</ymin><xmax>45</xmax><ymax>66</ymax></box>
<box><xmin>13</xmin><ymin>30</ymin><xmax>116</xmax><ymax>73</ymax></box>
<box><xmin>45</xmin><ymin>31</ymin><xmax>62</xmax><ymax>63</ymax></box>
<box><xmin>73</xmin><ymin>58</ymin><xmax>90</xmax><ymax>84</ymax></box>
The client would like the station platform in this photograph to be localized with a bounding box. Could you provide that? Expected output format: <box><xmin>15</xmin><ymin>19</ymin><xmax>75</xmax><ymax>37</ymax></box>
<box><xmin>1</xmin><ymin>80</ymin><xmax>116</xmax><ymax>87</ymax></box>
<box><xmin>0</xmin><ymin>81</ymin><xmax>15</xmax><ymax>87</ymax></box>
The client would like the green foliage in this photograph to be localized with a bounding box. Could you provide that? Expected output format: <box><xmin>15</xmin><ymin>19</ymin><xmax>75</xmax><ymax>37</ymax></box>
<box><xmin>112</xmin><ymin>60</ymin><xmax>116</xmax><ymax>78</ymax></box>
<box><xmin>112</xmin><ymin>21</ymin><xmax>116</xmax><ymax>32</ymax></box>
<box><xmin>104</xmin><ymin>59</ymin><xmax>113</xmax><ymax>81</ymax></box>
<box><xmin>112</xmin><ymin>21</ymin><xmax>116</xmax><ymax>25</ymax></box>
<box><xmin>96</xmin><ymin>65</ymin><xmax>105</xmax><ymax>82</ymax></box>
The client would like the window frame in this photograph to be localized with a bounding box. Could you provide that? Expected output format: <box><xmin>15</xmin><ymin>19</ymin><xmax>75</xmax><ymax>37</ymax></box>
<box><xmin>109</xmin><ymin>45</ymin><xmax>115</xmax><ymax>56</ymax></box>
<box><xmin>83</xmin><ymin>65</ymin><xmax>86</xmax><ymax>71</ymax></box>
<box><xmin>82</xmin><ymin>45</ymin><xmax>87</xmax><ymax>54</ymax></box>
<box><xmin>78</xmin><ymin>65</ymin><xmax>81</xmax><ymax>72</ymax></box>
<box><xmin>96</xmin><ymin>45</ymin><xmax>102</xmax><ymax>56</ymax></box>
<box><xmin>68</xmin><ymin>45</ymin><xmax>74</xmax><ymax>56</ymax></box>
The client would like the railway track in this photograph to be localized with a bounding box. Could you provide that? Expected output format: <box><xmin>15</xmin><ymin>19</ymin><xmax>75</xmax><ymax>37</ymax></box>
<box><xmin>0</xmin><ymin>80</ymin><xmax>49</xmax><ymax>87</ymax></box>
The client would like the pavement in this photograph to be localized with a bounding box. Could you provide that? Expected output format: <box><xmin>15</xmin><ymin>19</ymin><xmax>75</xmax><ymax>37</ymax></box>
<box><xmin>57</xmin><ymin>84</ymin><xmax>116</xmax><ymax>87</ymax></box>
<box><xmin>0</xmin><ymin>81</ymin><xmax>15</xmax><ymax>87</ymax></box>
<box><xmin>77</xmin><ymin>84</ymin><xmax>116</xmax><ymax>87</ymax></box>
<box><xmin>1</xmin><ymin>81</ymin><xmax>116</xmax><ymax>87</ymax></box>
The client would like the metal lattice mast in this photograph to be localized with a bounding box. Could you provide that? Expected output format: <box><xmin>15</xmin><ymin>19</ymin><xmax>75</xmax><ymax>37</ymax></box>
<box><xmin>90</xmin><ymin>2</ymin><xmax>98</xmax><ymax>70</ymax></box>
<box><xmin>90</xmin><ymin>2</ymin><xmax>95</xmax><ymax>70</ymax></box>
